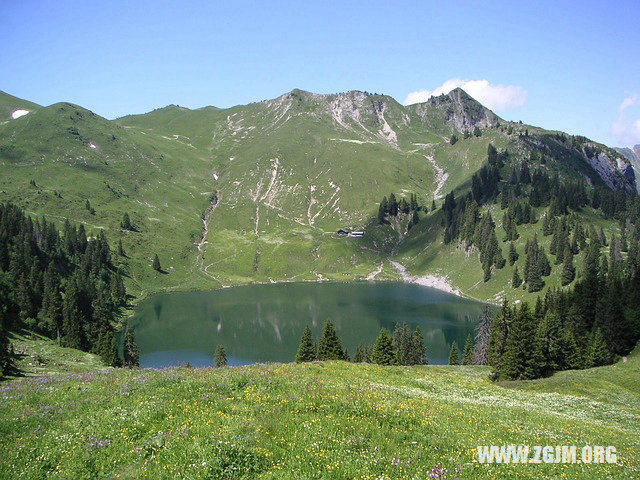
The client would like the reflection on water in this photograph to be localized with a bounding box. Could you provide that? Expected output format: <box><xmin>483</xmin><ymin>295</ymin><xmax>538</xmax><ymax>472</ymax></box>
<box><xmin>129</xmin><ymin>282</ymin><xmax>488</xmax><ymax>368</ymax></box>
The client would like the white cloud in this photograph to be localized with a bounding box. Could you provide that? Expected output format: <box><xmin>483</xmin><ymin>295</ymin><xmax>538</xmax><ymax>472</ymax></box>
<box><xmin>619</xmin><ymin>94</ymin><xmax>638</xmax><ymax>113</ymax></box>
<box><xmin>404</xmin><ymin>78</ymin><xmax>528</xmax><ymax>111</ymax></box>
<box><xmin>611</xmin><ymin>94</ymin><xmax>640</xmax><ymax>146</ymax></box>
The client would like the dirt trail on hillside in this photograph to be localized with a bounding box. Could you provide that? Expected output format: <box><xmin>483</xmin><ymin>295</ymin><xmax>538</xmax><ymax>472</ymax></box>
<box><xmin>196</xmin><ymin>190</ymin><xmax>220</xmax><ymax>279</ymax></box>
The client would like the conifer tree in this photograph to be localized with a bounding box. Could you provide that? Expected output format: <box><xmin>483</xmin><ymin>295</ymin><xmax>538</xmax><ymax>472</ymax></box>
<box><xmin>431</xmin><ymin>199</ymin><xmax>436</xmax><ymax>211</ymax></box>
<box><xmin>411</xmin><ymin>209</ymin><xmax>419</xmax><ymax>227</ymax></box>
<box><xmin>213</xmin><ymin>344</ymin><xmax>227</xmax><ymax>367</ymax></box>
<box><xmin>388</xmin><ymin>193</ymin><xmax>398</xmax><ymax>217</ymax></box>
<box><xmin>488</xmin><ymin>300</ymin><xmax>511</xmax><ymax>367</ymax></box>
<box><xmin>473</xmin><ymin>305</ymin><xmax>492</xmax><ymax>365</ymax></box>
<box><xmin>534</xmin><ymin>311</ymin><xmax>565</xmax><ymax>375</ymax></box>
<box><xmin>392</xmin><ymin>322</ymin><xmax>411</xmax><ymax>365</ymax></box>
<box><xmin>562</xmin><ymin>328</ymin><xmax>582</xmax><ymax>370</ymax></box>
<box><xmin>400</xmin><ymin>198</ymin><xmax>410</xmax><ymax>215</ymax></box>
<box><xmin>409</xmin><ymin>327</ymin><xmax>427</xmax><ymax>365</ymax></box>
<box><xmin>103</xmin><ymin>331</ymin><xmax>122</xmax><ymax>367</ymax></box>
<box><xmin>448</xmin><ymin>342</ymin><xmax>459</xmax><ymax>365</ymax></box>
<box><xmin>62</xmin><ymin>282</ymin><xmax>86</xmax><ymax>350</ymax></box>
<box><xmin>295</xmin><ymin>326</ymin><xmax>316</xmax><ymax>363</ymax></box>
<box><xmin>117</xmin><ymin>239</ymin><xmax>126</xmax><ymax>257</ymax></box>
<box><xmin>121</xmin><ymin>212</ymin><xmax>133</xmax><ymax>231</ymax></box>
<box><xmin>462</xmin><ymin>334</ymin><xmax>474</xmax><ymax>365</ymax></box>
<box><xmin>508</xmin><ymin>241</ymin><xmax>518</xmax><ymax>265</ymax></box>
<box><xmin>585</xmin><ymin>328</ymin><xmax>611</xmax><ymax>367</ymax></box>
<box><xmin>317</xmin><ymin>320</ymin><xmax>347</xmax><ymax>360</ymax></box>
<box><xmin>123</xmin><ymin>327</ymin><xmax>140</xmax><ymax>367</ymax></box>
<box><xmin>371</xmin><ymin>328</ymin><xmax>396</xmax><ymax>365</ymax></box>
<box><xmin>152</xmin><ymin>254</ymin><xmax>161</xmax><ymax>272</ymax></box>
<box><xmin>561</xmin><ymin>245</ymin><xmax>575</xmax><ymax>286</ymax></box>
<box><xmin>512</xmin><ymin>266</ymin><xmax>522</xmax><ymax>288</ymax></box>
<box><xmin>497</xmin><ymin>303</ymin><xmax>540</xmax><ymax>380</ymax></box>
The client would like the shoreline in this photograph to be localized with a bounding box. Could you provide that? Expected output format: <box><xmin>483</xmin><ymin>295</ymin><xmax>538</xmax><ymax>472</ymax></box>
<box><xmin>390</xmin><ymin>261</ymin><xmax>463</xmax><ymax>297</ymax></box>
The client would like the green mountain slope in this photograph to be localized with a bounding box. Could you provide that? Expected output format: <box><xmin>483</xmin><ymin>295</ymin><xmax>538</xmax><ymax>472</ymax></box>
<box><xmin>0</xmin><ymin>98</ymin><xmax>219</xmax><ymax>295</ymax></box>
<box><xmin>0</xmin><ymin>88</ymin><xmax>636</xmax><ymax>302</ymax></box>
<box><xmin>0</xmin><ymin>91</ymin><xmax>40</xmax><ymax>122</ymax></box>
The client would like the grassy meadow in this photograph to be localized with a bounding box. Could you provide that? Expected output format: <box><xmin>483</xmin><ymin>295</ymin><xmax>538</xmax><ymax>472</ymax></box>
<box><xmin>1</xmin><ymin>334</ymin><xmax>638</xmax><ymax>479</ymax></box>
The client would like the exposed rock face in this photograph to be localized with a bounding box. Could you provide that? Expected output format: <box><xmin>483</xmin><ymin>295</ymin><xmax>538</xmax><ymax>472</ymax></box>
<box><xmin>410</xmin><ymin>88</ymin><xmax>500</xmax><ymax>133</ymax></box>
<box><xmin>262</xmin><ymin>89</ymin><xmax>408</xmax><ymax>146</ymax></box>
<box><xmin>615</xmin><ymin>145</ymin><xmax>640</xmax><ymax>192</ymax></box>
<box><xmin>583</xmin><ymin>147</ymin><xmax>637</xmax><ymax>193</ymax></box>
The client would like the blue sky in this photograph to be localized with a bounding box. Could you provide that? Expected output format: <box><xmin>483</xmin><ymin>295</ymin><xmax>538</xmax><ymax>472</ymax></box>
<box><xmin>1</xmin><ymin>0</ymin><xmax>639</xmax><ymax>146</ymax></box>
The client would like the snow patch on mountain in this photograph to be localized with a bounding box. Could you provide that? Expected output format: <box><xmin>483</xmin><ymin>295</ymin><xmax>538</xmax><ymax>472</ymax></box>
<box><xmin>11</xmin><ymin>109</ymin><xmax>30</xmax><ymax>119</ymax></box>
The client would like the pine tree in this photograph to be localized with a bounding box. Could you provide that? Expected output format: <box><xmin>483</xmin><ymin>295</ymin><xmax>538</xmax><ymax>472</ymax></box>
<box><xmin>562</xmin><ymin>328</ymin><xmax>582</xmax><ymax>369</ymax></box>
<box><xmin>431</xmin><ymin>199</ymin><xmax>437</xmax><ymax>211</ymax></box>
<box><xmin>512</xmin><ymin>266</ymin><xmax>522</xmax><ymax>288</ymax></box>
<box><xmin>123</xmin><ymin>327</ymin><xmax>140</xmax><ymax>367</ymax></box>
<box><xmin>508</xmin><ymin>242</ymin><xmax>518</xmax><ymax>265</ymax></box>
<box><xmin>213</xmin><ymin>344</ymin><xmax>227</xmax><ymax>367</ymax></box>
<box><xmin>400</xmin><ymin>198</ymin><xmax>410</xmax><ymax>214</ymax></box>
<box><xmin>121</xmin><ymin>212</ymin><xmax>133</xmax><ymax>231</ymax></box>
<box><xmin>497</xmin><ymin>303</ymin><xmax>539</xmax><ymax>380</ymax></box>
<box><xmin>473</xmin><ymin>305</ymin><xmax>492</xmax><ymax>365</ymax></box>
<box><xmin>448</xmin><ymin>342</ymin><xmax>459</xmax><ymax>365</ymax></box>
<box><xmin>561</xmin><ymin>245</ymin><xmax>575</xmax><ymax>286</ymax></box>
<box><xmin>409</xmin><ymin>327</ymin><xmax>427</xmax><ymax>365</ymax></box>
<box><xmin>388</xmin><ymin>193</ymin><xmax>398</xmax><ymax>216</ymax></box>
<box><xmin>585</xmin><ymin>328</ymin><xmax>611</xmax><ymax>367</ymax></box>
<box><xmin>62</xmin><ymin>282</ymin><xmax>86</xmax><ymax>350</ymax></box>
<box><xmin>117</xmin><ymin>239</ymin><xmax>126</xmax><ymax>257</ymax></box>
<box><xmin>316</xmin><ymin>320</ymin><xmax>346</xmax><ymax>360</ymax></box>
<box><xmin>392</xmin><ymin>322</ymin><xmax>411</xmax><ymax>365</ymax></box>
<box><xmin>152</xmin><ymin>254</ymin><xmax>161</xmax><ymax>272</ymax></box>
<box><xmin>449</xmin><ymin>134</ymin><xmax>458</xmax><ymax>145</ymax></box>
<box><xmin>371</xmin><ymin>328</ymin><xmax>396</xmax><ymax>365</ymax></box>
<box><xmin>534</xmin><ymin>311</ymin><xmax>565</xmax><ymax>375</ymax></box>
<box><xmin>462</xmin><ymin>334</ymin><xmax>474</xmax><ymax>365</ymax></box>
<box><xmin>411</xmin><ymin>209</ymin><xmax>419</xmax><ymax>227</ymax></box>
<box><xmin>488</xmin><ymin>300</ymin><xmax>511</xmax><ymax>367</ymax></box>
<box><xmin>295</xmin><ymin>326</ymin><xmax>316</xmax><ymax>362</ymax></box>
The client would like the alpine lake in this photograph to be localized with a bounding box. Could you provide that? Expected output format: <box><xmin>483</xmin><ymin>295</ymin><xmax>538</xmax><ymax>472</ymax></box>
<box><xmin>129</xmin><ymin>282</ymin><xmax>488</xmax><ymax>367</ymax></box>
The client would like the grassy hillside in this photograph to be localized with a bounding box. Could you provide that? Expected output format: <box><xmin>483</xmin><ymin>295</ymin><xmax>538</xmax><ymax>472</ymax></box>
<box><xmin>6</xmin><ymin>332</ymin><xmax>105</xmax><ymax>377</ymax></box>
<box><xmin>1</xmin><ymin>345</ymin><xmax>637</xmax><ymax>479</ymax></box>
<box><xmin>0</xmin><ymin>90</ymin><xmax>40</xmax><ymax>121</ymax></box>
<box><xmin>0</xmin><ymin>96</ymin><xmax>221</xmax><ymax>298</ymax></box>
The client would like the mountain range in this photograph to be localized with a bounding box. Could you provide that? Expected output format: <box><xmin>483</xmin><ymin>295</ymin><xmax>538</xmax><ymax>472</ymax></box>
<box><xmin>0</xmin><ymin>88</ymin><xmax>635</xmax><ymax>302</ymax></box>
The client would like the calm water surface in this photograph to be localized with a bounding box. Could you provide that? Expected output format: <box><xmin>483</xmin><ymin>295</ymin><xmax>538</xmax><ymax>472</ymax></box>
<box><xmin>129</xmin><ymin>282</ymin><xmax>487</xmax><ymax>367</ymax></box>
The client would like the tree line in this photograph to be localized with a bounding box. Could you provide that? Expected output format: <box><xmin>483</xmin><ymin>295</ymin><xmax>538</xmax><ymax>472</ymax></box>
<box><xmin>294</xmin><ymin>320</ymin><xmax>427</xmax><ymax>366</ymax></box>
<box><xmin>378</xmin><ymin>192</ymin><xmax>422</xmax><ymax>230</ymax></box>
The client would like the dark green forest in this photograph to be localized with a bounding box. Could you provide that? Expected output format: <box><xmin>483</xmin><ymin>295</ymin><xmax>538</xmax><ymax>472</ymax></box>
<box><xmin>0</xmin><ymin>203</ymin><xmax>127</xmax><ymax>374</ymax></box>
